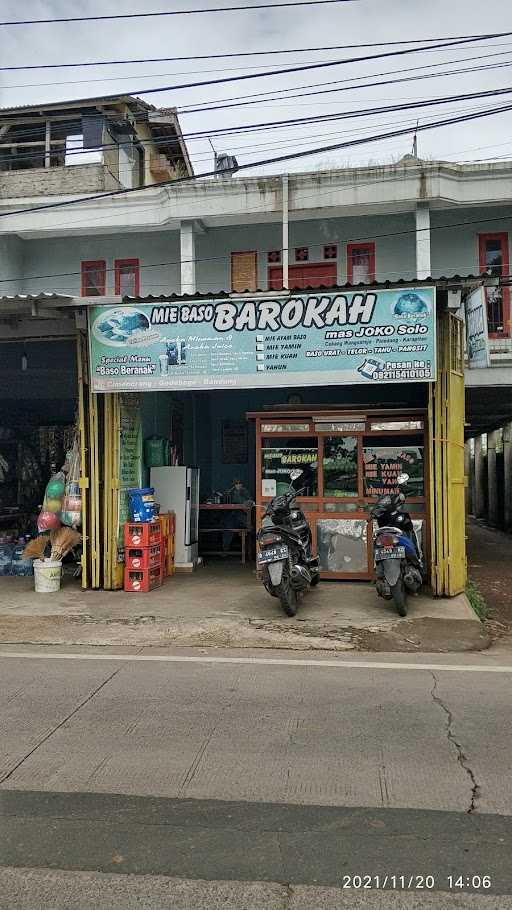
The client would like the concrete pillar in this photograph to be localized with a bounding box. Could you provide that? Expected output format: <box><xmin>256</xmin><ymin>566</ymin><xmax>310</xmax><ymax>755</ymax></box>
<box><xmin>474</xmin><ymin>435</ymin><xmax>486</xmax><ymax>520</ymax></box>
<box><xmin>487</xmin><ymin>430</ymin><xmax>498</xmax><ymax>527</ymax></box>
<box><xmin>282</xmin><ymin>175</ymin><xmax>289</xmax><ymax>289</ymax></box>
<box><xmin>504</xmin><ymin>422</ymin><xmax>512</xmax><ymax>530</ymax></box>
<box><xmin>415</xmin><ymin>202</ymin><xmax>431</xmax><ymax>280</ymax></box>
<box><xmin>180</xmin><ymin>221</ymin><xmax>196</xmax><ymax>295</ymax></box>
<box><xmin>464</xmin><ymin>441</ymin><xmax>473</xmax><ymax>516</ymax></box>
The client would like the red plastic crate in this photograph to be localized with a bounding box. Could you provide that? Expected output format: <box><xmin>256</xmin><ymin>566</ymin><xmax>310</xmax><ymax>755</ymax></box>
<box><xmin>125</xmin><ymin>543</ymin><xmax>162</xmax><ymax>571</ymax></box>
<box><xmin>124</xmin><ymin>521</ymin><xmax>161</xmax><ymax>548</ymax></box>
<box><xmin>161</xmin><ymin>537</ymin><xmax>168</xmax><ymax>578</ymax></box>
<box><xmin>124</xmin><ymin>564</ymin><xmax>163</xmax><ymax>593</ymax></box>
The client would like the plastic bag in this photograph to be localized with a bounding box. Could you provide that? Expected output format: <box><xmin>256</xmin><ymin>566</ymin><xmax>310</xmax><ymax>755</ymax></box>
<box><xmin>128</xmin><ymin>487</ymin><xmax>157</xmax><ymax>523</ymax></box>
<box><xmin>38</xmin><ymin>471</ymin><xmax>65</xmax><ymax>533</ymax></box>
<box><xmin>61</xmin><ymin>437</ymin><xmax>82</xmax><ymax>529</ymax></box>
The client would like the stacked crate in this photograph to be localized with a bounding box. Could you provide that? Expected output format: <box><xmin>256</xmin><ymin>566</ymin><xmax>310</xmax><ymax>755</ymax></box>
<box><xmin>124</xmin><ymin>520</ymin><xmax>162</xmax><ymax>593</ymax></box>
<box><xmin>158</xmin><ymin>511</ymin><xmax>176</xmax><ymax>577</ymax></box>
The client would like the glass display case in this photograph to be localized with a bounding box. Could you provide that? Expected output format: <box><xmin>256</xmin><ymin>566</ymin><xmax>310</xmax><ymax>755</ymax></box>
<box><xmin>252</xmin><ymin>410</ymin><xmax>427</xmax><ymax>579</ymax></box>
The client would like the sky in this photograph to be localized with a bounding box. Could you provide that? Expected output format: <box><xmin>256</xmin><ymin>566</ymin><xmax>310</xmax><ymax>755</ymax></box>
<box><xmin>1</xmin><ymin>0</ymin><xmax>512</xmax><ymax>176</ymax></box>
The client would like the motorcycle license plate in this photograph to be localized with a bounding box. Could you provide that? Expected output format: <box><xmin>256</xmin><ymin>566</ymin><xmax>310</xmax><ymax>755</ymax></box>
<box><xmin>258</xmin><ymin>545</ymin><xmax>289</xmax><ymax>564</ymax></box>
<box><xmin>375</xmin><ymin>546</ymin><xmax>406</xmax><ymax>561</ymax></box>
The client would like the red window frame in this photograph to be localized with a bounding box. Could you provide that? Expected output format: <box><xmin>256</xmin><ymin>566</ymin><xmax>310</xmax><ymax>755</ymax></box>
<box><xmin>81</xmin><ymin>260</ymin><xmax>106</xmax><ymax>296</ymax></box>
<box><xmin>114</xmin><ymin>258</ymin><xmax>140</xmax><ymax>297</ymax></box>
<box><xmin>478</xmin><ymin>232</ymin><xmax>510</xmax><ymax>337</ymax></box>
<box><xmin>347</xmin><ymin>242</ymin><xmax>376</xmax><ymax>284</ymax></box>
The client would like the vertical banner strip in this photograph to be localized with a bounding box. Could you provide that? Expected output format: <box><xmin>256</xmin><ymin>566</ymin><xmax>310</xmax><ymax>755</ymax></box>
<box><xmin>77</xmin><ymin>332</ymin><xmax>89</xmax><ymax>590</ymax></box>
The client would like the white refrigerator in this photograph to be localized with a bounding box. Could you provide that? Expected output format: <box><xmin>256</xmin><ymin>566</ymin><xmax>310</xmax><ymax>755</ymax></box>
<box><xmin>150</xmin><ymin>466</ymin><xmax>200</xmax><ymax>570</ymax></box>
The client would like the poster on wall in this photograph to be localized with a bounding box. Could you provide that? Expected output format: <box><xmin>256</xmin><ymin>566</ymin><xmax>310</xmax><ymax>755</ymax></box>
<box><xmin>363</xmin><ymin>446</ymin><xmax>424</xmax><ymax>497</ymax></box>
<box><xmin>117</xmin><ymin>394</ymin><xmax>142</xmax><ymax>550</ymax></box>
<box><xmin>88</xmin><ymin>287</ymin><xmax>436</xmax><ymax>392</ymax></box>
<box><xmin>261</xmin><ymin>445</ymin><xmax>318</xmax><ymax>497</ymax></box>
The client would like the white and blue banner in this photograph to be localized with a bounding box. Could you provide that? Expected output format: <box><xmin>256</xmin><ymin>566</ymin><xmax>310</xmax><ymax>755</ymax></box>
<box><xmin>89</xmin><ymin>287</ymin><xmax>436</xmax><ymax>392</ymax></box>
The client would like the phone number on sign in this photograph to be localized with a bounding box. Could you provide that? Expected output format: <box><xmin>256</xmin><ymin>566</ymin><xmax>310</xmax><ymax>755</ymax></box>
<box><xmin>341</xmin><ymin>875</ymin><xmax>492</xmax><ymax>890</ymax></box>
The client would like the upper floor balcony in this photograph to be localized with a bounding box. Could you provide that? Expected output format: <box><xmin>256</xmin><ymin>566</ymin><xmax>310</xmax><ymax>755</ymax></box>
<box><xmin>0</xmin><ymin>162</ymin><xmax>121</xmax><ymax>199</ymax></box>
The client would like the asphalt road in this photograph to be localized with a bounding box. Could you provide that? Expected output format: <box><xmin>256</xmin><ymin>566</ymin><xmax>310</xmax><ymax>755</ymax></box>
<box><xmin>0</xmin><ymin>647</ymin><xmax>511</xmax><ymax>908</ymax></box>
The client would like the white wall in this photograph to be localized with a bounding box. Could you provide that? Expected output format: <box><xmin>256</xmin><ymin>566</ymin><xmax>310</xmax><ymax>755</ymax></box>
<box><xmin>21</xmin><ymin>231</ymin><xmax>181</xmax><ymax>296</ymax></box>
<box><xmin>430</xmin><ymin>206</ymin><xmax>512</xmax><ymax>277</ymax></box>
<box><xmin>18</xmin><ymin>214</ymin><xmax>417</xmax><ymax>298</ymax></box>
<box><xmin>13</xmin><ymin>204</ymin><xmax>512</xmax><ymax>298</ymax></box>
<box><xmin>195</xmin><ymin>212</ymin><xmax>417</xmax><ymax>292</ymax></box>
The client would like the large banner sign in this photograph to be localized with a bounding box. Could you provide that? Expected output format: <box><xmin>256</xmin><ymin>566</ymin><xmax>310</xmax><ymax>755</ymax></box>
<box><xmin>89</xmin><ymin>287</ymin><xmax>436</xmax><ymax>392</ymax></box>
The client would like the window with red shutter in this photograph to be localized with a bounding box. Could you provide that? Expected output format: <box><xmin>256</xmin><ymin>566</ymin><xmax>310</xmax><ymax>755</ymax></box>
<box><xmin>347</xmin><ymin>242</ymin><xmax>375</xmax><ymax>284</ymax></box>
<box><xmin>81</xmin><ymin>260</ymin><xmax>106</xmax><ymax>296</ymax></box>
<box><xmin>115</xmin><ymin>259</ymin><xmax>140</xmax><ymax>297</ymax></box>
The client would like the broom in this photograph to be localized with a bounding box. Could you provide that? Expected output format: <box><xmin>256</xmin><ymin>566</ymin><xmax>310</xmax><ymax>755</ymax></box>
<box><xmin>23</xmin><ymin>535</ymin><xmax>50</xmax><ymax>560</ymax></box>
<box><xmin>50</xmin><ymin>527</ymin><xmax>82</xmax><ymax>562</ymax></box>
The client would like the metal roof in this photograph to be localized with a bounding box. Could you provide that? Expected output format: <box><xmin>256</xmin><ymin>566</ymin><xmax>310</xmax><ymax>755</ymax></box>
<box><xmin>0</xmin><ymin>95</ymin><xmax>159</xmax><ymax>116</ymax></box>
<box><xmin>0</xmin><ymin>293</ymin><xmax>73</xmax><ymax>303</ymax></box>
<box><xmin>0</xmin><ymin>275</ymin><xmax>492</xmax><ymax>315</ymax></box>
<box><xmin>122</xmin><ymin>275</ymin><xmax>491</xmax><ymax>302</ymax></box>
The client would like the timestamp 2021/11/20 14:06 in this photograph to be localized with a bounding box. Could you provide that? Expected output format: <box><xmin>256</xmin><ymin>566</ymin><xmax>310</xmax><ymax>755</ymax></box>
<box><xmin>339</xmin><ymin>874</ymin><xmax>493</xmax><ymax>890</ymax></box>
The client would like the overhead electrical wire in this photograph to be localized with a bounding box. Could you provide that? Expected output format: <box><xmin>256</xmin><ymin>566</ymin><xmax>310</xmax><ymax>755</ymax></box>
<box><xmin>8</xmin><ymin>47</ymin><xmax>512</xmax><ymax>151</ymax></box>
<box><xmin>1</xmin><ymin>32</ymin><xmax>510</xmax><ymax>69</ymax></box>
<box><xmin>178</xmin><ymin>51</ymin><xmax>512</xmax><ymax>114</ymax></box>
<box><xmin>0</xmin><ymin>0</ymin><xmax>358</xmax><ymax>28</ymax></box>
<box><xmin>5</xmin><ymin>45</ymin><xmax>512</xmax><ymax>93</ymax></box>
<box><xmin>1</xmin><ymin>101</ymin><xmax>512</xmax><ymax>221</ymax></box>
<box><xmin>5</xmin><ymin>47</ymin><xmax>512</xmax><ymax>146</ymax></box>
<box><xmin>173</xmin><ymin>87</ymin><xmax>512</xmax><ymax>140</ymax></box>
<box><xmin>3</xmin><ymin>32</ymin><xmax>511</xmax><ymax>107</ymax></box>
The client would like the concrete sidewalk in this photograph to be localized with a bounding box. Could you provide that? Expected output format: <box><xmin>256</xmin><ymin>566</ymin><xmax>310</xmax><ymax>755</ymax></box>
<box><xmin>0</xmin><ymin>562</ymin><xmax>488</xmax><ymax>652</ymax></box>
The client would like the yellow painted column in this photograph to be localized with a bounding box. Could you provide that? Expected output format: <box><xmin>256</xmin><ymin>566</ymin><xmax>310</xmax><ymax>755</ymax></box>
<box><xmin>429</xmin><ymin>313</ymin><xmax>466</xmax><ymax>596</ymax></box>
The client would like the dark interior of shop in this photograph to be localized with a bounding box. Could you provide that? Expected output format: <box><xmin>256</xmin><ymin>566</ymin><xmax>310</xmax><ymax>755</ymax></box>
<box><xmin>0</xmin><ymin>339</ymin><xmax>77</xmax><ymax>543</ymax></box>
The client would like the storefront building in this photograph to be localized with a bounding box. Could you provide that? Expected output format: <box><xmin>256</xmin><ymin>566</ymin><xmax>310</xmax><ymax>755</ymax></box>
<box><xmin>75</xmin><ymin>280</ymin><xmax>467</xmax><ymax>596</ymax></box>
<box><xmin>3</xmin><ymin>98</ymin><xmax>510</xmax><ymax>593</ymax></box>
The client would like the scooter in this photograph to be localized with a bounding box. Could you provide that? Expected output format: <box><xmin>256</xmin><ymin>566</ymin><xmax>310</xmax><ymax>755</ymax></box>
<box><xmin>370</xmin><ymin>472</ymin><xmax>424</xmax><ymax>617</ymax></box>
<box><xmin>257</xmin><ymin>470</ymin><xmax>320</xmax><ymax>616</ymax></box>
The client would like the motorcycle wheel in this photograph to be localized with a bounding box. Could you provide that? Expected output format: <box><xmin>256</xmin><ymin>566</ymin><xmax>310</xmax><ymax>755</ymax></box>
<box><xmin>310</xmin><ymin>572</ymin><xmax>320</xmax><ymax>587</ymax></box>
<box><xmin>390</xmin><ymin>578</ymin><xmax>407</xmax><ymax>617</ymax></box>
<box><xmin>276</xmin><ymin>566</ymin><xmax>298</xmax><ymax>617</ymax></box>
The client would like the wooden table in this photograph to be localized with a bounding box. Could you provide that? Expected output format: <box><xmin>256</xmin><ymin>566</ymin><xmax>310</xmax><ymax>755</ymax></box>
<box><xmin>199</xmin><ymin>503</ymin><xmax>253</xmax><ymax>564</ymax></box>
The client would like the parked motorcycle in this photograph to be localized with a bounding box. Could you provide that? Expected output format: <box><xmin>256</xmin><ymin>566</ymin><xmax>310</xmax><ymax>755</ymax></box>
<box><xmin>370</xmin><ymin>472</ymin><xmax>424</xmax><ymax>617</ymax></box>
<box><xmin>257</xmin><ymin>470</ymin><xmax>320</xmax><ymax>616</ymax></box>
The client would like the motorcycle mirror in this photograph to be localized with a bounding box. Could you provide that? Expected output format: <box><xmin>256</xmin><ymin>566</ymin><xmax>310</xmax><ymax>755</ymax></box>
<box><xmin>397</xmin><ymin>473</ymin><xmax>410</xmax><ymax>486</ymax></box>
<box><xmin>290</xmin><ymin>469</ymin><xmax>303</xmax><ymax>480</ymax></box>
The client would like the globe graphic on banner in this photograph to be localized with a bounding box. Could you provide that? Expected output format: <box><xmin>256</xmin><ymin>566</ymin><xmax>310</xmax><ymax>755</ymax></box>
<box><xmin>393</xmin><ymin>292</ymin><xmax>428</xmax><ymax>317</ymax></box>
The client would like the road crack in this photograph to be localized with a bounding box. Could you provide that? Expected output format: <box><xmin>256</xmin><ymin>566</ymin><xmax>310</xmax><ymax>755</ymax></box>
<box><xmin>430</xmin><ymin>671</ymin><xmax>480</xmax><ymax>813</ymax></box>
<box><xmin>0</xmin><ymin>666</ymin><xmax>122</xmax><ymax>785</ymax></box>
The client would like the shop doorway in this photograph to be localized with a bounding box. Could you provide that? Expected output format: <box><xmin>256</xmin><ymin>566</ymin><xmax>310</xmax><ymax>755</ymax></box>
<box><xmin>0</xmin><ymin>338</ymin><xmax>80</xmax><ymax>582</ymax></box>
<box><xmin>131</xmin><ymin>388</ymin><xmax>429</xmax><ymax>581</ymax></box>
